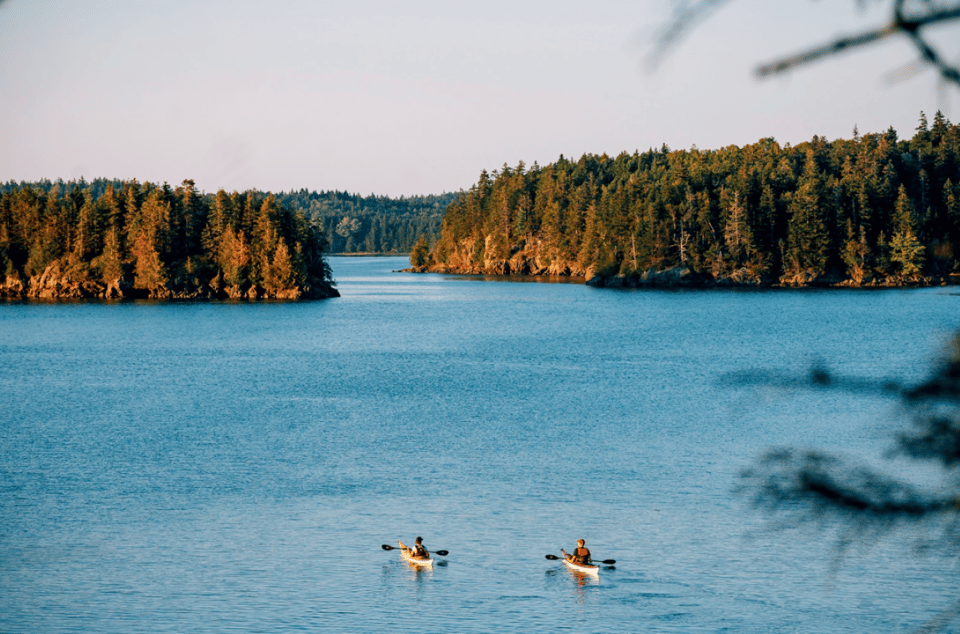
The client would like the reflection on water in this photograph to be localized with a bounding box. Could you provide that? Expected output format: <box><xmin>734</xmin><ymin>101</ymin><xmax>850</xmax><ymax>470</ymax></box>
<box><xmin>567</xmin><ymin>569</ymin><xmax>600</xmax><ymax>589</ymax></box>
<box><xmin>446</xmin><ymin>273</ymin><xmax>585</xmax><ymax>285</ymax></box>
<box><xmin>402</xmin><ymin>561</ymin><xmax>433</xmax><ymax>583</ymax></box>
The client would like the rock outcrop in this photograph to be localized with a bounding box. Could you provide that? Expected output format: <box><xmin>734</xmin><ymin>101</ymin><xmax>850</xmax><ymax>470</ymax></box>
<box><xmin>407</xmin><ymin>236</ymin><xmax>954</xmax><ymax>288</ymax></box>
<box><xmin>0</xmin><ymin>262</ymin><xmax>339</xmax><ymax>300</ymax></box>
<box><xmin>584</xmin><ymin>266</ymin><xmax>715</xmax><ymax>288</ymax></box>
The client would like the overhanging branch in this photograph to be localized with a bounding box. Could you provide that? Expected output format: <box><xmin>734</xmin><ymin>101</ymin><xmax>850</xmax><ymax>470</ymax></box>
<box><xmin>755</xmin><ymin>2</ymin><xmax>960</xmax><ymax>87</ymax></box>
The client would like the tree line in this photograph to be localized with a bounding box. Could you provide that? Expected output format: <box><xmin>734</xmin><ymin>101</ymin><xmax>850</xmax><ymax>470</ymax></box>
<box><xmin>0</xmin><ymin>179</ymin><xmax>338</xmax><ymax>299</ymax></box>
<box><xmin>273</xmin><ymin>189</ymin><xmax>454</xmax><ymax>254</ymax></box>
<box><xmin>424</xmin><ymin>112</ymin><xmax>960</xmax><ymax>287</ymax></box>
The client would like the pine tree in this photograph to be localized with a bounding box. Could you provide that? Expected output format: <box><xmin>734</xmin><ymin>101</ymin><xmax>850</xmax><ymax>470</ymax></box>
<box><xmin>410</xmin><ymin>234</ymin><xmax>430</xmax><ymax>267</ymax></box>
<box><xmin>220</xmin><ymin>227</ymin><xmax>250</xmax><ymax>288</ymax></box>
<box><xmin>203</xmin><ymin>190</ymin><xmax>233</xmax><ymax>262</ymax></box>
<box><xmin>889</xmin><ymin>230</ymin><xmax>925</xmax><ymax>277</ymax></box>
<box><xmin>264</xmin><ymin>239</ymin><xmax>297</xmax><ymax>293</ymax></box>
<box><xmin>253</xmin><ymin>195</ymin><xmax>281</xmax><ymax>283</ymax></box>
<box><xmin>889</xmin><ymin>185</ymin><xmax>925</xmax><ymax>277</ymax></box>
<box><xmin>841</xmin><ymin>221</ymin><xmax>870</xmax><ymax>284</ymax></box>
<box><xmin>131</xmin><ymin>231</ymin><xmax>167</xmax><ymax>291</ymax></box>
<box><xmin>784</xmin><ymin>149</ymin><xmax>829</xmax><ymax>280</ymax></box>
<box><xmin>97</xmin><ymin>227</ymin><xmax>124</xmax><ymax>283</ymax></box>
<box><xmin>723</xmin><ymin>189</ymin><xmax>754</xmax><ymax>271</ymax></box>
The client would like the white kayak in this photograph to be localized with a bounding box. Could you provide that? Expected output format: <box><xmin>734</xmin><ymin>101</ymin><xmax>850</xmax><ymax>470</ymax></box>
<box><xmin>560</xmin><ymin>550</ymin><xmax>600</xmax><ymax>576</ymax></box>
<box><xmin>398</xmin><ymin>541</ymin><xmax>434</xmax><ymax>567</ymax></box>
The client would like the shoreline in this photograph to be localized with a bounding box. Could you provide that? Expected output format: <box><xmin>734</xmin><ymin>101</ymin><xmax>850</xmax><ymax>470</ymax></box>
<box><xmin>400</xmin><ymin>264</ymin><xmax>960</xmax><ymax>289</ymax></box>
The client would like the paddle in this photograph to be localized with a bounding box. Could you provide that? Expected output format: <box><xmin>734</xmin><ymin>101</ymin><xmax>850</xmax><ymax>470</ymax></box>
<box><xmin>545</xmin><ymin>554</ymin><xmax>616</xmax><ymax>565</ymax></box>
<box><xmin>381</xmin><ymin>544</ymin><xmax>449</xmax><ymax>556</ymax></box>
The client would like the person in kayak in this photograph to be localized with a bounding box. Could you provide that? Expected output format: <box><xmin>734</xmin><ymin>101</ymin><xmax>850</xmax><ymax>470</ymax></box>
<box><xmin>564</xmin><ymin>539</ymin><xmax>591</xmax><ymax>565</ymax></box>
<box><xmin>410</xmin><ymin>536</ymin><xmax>429</xmax><ymax>559</ymax></box>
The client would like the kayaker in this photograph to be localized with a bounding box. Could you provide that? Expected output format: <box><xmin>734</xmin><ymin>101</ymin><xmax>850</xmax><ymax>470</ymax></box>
<box><xmin>410</xmin><ymin>536</ymin><xmax>429</xmax><ymax>559</ymax></box>
<box><xmin>566</xmin><ymin>539</ymin><xmax>591</xmax><ymax>565</ymax></box>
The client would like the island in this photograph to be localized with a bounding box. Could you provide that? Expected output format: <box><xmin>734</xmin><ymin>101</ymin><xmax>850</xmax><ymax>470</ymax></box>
<box><xmin>0</xmin><ymin>180</ymin><xmax>339</xmax><ymax>300</ymax></box>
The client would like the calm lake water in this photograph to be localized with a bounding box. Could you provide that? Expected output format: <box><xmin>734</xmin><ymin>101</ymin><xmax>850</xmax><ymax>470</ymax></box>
<box><xmin>2</xmin><ymin>256</ymin><xmax>958</xmax><ymax>633</ymax></box>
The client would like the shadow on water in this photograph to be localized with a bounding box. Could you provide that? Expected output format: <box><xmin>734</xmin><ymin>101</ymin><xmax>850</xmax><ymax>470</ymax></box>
<box><xmin>442</xmin><ymin>273</ymin><xmax>585</xmax><ymax>284</ymax></box>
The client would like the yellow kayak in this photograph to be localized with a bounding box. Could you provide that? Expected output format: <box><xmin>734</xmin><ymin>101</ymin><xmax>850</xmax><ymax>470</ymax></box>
<box><xmin>398</xmin><ymin>540</ymin><xmax>434</xmax><ymax>567</ymax></box>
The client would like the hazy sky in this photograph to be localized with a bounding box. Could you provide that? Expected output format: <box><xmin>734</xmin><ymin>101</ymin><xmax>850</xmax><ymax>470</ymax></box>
<box><xmin>2</xmin><ymin>0</ymin><xmax>958</xmax><ymax>196</ymax></box>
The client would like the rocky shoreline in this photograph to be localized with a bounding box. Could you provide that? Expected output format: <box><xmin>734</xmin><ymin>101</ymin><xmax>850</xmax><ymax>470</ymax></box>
<box><xmin>0</xmin><ymin>261</ymin><xmax>339</xmax><ymax>301</ymax></box>
<box><xmin>403</xmin><ymin>261</ymin><xmax>958</xmax><ymax>289</ymax></box>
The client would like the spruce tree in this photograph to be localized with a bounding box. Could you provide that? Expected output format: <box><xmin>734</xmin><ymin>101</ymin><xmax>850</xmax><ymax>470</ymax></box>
<box><xmin>410</xmin><ymin>234</ymin><xmax>430</xmax><ymax>267</ymax></box>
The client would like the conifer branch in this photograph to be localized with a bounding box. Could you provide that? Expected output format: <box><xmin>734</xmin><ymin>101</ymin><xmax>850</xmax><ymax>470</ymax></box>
<box><xmin>653</xmin><ymin>1</ymin><xmax>960</xmax><ymax>89</ymax></box>
<box><xmin>754</xmin><ymin>1</ymin><xmax>960</xmax><ymax>87</ymax></box>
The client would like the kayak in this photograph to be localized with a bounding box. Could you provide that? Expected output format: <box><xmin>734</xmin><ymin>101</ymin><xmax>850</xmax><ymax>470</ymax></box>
<box><xmin>563</xmin><ymin>557</ymin><xmax>600</xmax><ymax>576</ymax></box>
<box><xmin>398</xmin><ymin>540</ymin><xmax>434</xmax><ymax>567</ymax></box>
<box><xmin>560</xmin><ymin>550</ymin><xmax>600</xmax><ymax>576</ymax></box>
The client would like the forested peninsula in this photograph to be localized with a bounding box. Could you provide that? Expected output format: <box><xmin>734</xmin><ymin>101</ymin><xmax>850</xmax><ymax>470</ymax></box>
<box><xmin>0</xmin><ymin>180</ymin><xmax>341</xmax><ymax>300</ymax></box>
<box><xmin>413</xmin><ymin>112</ymin><xmax>960</xmax><ymax>288</ymax></box>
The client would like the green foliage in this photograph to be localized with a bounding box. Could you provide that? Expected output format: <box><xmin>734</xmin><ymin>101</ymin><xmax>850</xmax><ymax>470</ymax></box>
<box><xmin>0</xmin><ymin>180</ymin><xmax>336</xmax><ymax>298</ymax></box>
<box><xmin>219</xmin><ymin>227</ymin><xmax>251</xmax><ymax>287</ymax></box>
<box><xmin>428</xmin><ymin>112</ymin><xmax>960</xmax><ymax>284</ymax></box>
<box><xmin>272</xmin><ymin>189</ymin><xmax>455</xmax><ymax>254</ymax></box>
<box><xmin>263</xmin><ymin>239</ymin><xmax>300</xmax><ymax>293</ymax></box>
<box><xmin>1</xmin><ymin>179</ymin><xmax>454</xmax><ymax>258</ymax></box>
<box><xmin>841</xmin><ymin>221</ymin><xmax>870</xmax><ymax>284</ymax></box>
<box><xmin>889</xmin><ymin>229</ymin><xmax>925</xmax><ymax>277</ymax></box>
<box><xmin>409</xmin><ymin>234</ymin><xmax>430</xmax><ymax>267</ymax></box>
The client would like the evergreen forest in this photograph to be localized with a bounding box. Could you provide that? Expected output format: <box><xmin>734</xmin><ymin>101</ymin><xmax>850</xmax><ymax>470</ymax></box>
<box><xmin>5</xmin><ymin>112</ymin><xmax>959</xmax><ymax>298</ymax></box>
<box><xmin>0</xmin><ymin>180</ymin><xmax>453</xmax><ymax>299</ymax></box>
<box><xmin>275</xmin><ymin>190</ymin><xmax>453</xmax><ymax>254</ymax></box>
<box><xmin>0</xmin><ymin>180</ymin><xmax>339</xmax><ymax>299</ymax></box>
<box><xmin>425</xmin><ymin>112</ymin><xmax>960</xmax><ymax>287</ymax></box>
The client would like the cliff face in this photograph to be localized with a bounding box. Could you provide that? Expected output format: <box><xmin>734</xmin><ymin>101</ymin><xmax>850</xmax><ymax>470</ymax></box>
<box><xmin>417</xmin><ymin>232</ymin><xmax>770</xmax><ymax>286</ymax></box>
<box><xmin>425</xmin><ymin>235</ymin><xmax>587</xmax><ymax>277</ymax></box>
<box><xmin>0</xmin><ymin>261</ymin><xmax>340</xmax><ymax>301</ymax></box>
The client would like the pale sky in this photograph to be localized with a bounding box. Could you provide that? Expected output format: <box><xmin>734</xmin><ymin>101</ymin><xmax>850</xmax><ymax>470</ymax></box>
<box><xmin>1</xmin><ymin>0</ymin><xmax>958</xmax><ymax>197</ymax></box>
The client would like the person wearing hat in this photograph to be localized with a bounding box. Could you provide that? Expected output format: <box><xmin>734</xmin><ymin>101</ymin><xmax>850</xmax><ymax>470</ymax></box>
<box><xmin>410</xmin><ymin>536</ymin><xmax>429</xmax><ymax>560</ymax></box>
<box><xmin>562</xmin><ymin>539</ymin><xmax>591</xmax><ymax>565</ymax></box>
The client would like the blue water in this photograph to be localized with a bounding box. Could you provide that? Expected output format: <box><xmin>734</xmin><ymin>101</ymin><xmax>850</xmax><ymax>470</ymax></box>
<box><xmin>1</xmin><ymin>256</ymin><xmax>958</xmax><ymax>633</ymax></box>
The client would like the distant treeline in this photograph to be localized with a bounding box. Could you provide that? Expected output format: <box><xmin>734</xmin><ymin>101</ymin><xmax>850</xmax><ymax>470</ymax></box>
<box><xmin>0</xmin><ymin>179</ymin><xmax>339</xmax><ymax>299</ymax></box>
<box><xmin>273</xmin><ymin>189</ymin><xmax>454</xmax><ymax>254</ymax></box>
<box><xmin>426</xmin><ymin>112</ymin><xmax>960</xmax><ymax>287</ymax></box>
<box><xmin>0</xmin><ymin>179</ymin><xmax>453</xmax><ymax>256</ymax></box>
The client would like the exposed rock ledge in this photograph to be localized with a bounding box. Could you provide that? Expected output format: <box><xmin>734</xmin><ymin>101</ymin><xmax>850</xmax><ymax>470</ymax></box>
<box><xmin>0</xmin><ymin>261</ymin><xmax>339</xmax><ymax>300</ymax></box>
<box><xmin>402</xmin><ymin>261</ymin><xmax>957</xmax><ymax>289</ymax></box>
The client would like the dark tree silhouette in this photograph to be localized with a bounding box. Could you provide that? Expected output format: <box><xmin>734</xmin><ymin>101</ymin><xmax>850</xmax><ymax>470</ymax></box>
<box><xmin>653</xmin><ymin>0</ymin><xmax>960</xmax><ymax>89</ymax></box>
<box><xmin>734</xmin><ymin>335</ymin><xmax>960</xmax><ymax>631</ymax></box>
